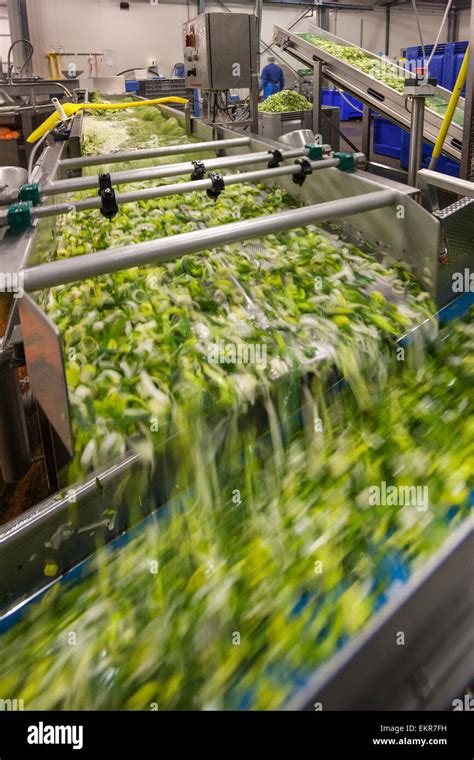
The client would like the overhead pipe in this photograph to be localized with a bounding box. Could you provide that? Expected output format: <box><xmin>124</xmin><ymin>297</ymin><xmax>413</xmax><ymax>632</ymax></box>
<box><xmin>1</xmin><ymin>157</ymin><xmax>347</xmax><ymax>226</ymax></box>
<box><xmin>42</xmin><ymin>148</ymin><xmax>307</xmax><ymax>196</ymax></box>
<box><xmin>58</xmin><ymin>137</ymin><xmax>251</xmax><ymax>171</ymax></box>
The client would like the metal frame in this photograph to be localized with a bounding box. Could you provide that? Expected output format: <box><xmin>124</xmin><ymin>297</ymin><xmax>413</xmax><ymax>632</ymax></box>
<box><xmin>287</xmin><ymin>518</ymin><xmax>474</xmax><ymax>710</ymax></box>
<box><xmin>0</xmin><ymin>157</ymin><xmax>354</xmax><ymax>228</ymax></box>
<box><xmin>418</xmin><ymin>168</ymin><xmax>474</xmax><ymax>305</ymax></box>
<box><xmin>58</xmin><ymin>136</ymin><xmax>251</xmax><ymax>171</ymax></box>
<box><xmin>42</xmin><ymin>147</ymin><xmax>307</xmax><ymax>196</ymax></box>
<box><xmin>461</xmin><ymin>0</ymin><xmax>474</xmax><ymax>180</ymax></box>
<box><xmin>418</xmin><ymin>167</ymin><xmax>474</xmax><ymax>201</ymax></box>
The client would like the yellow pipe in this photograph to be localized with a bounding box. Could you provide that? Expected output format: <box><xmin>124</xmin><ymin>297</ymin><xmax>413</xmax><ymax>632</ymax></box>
<box><xmin>428</xmin><ymin>49</ymin><xmax>468</xmax><ymax>171</ymax></box>
<box><xmin>26</xmin><ymin>97</ymin><xmax>189</xmax><ymax>143</ymax></box>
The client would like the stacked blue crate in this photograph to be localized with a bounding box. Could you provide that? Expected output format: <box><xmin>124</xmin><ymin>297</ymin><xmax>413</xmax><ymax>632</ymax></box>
<box><xmin>321</xmin><ymin>88</ymin><xmax>363</xmax><ymax>120</ymax></box>
<box><xmin>373</xmin><ymin>117</ymin><xmax>403</xmax><ymax>159</ymax></box>
<box><xmin>400</xmin><ymin>131</ymin><xmax>460</xmax><ymax>177</ymax></box>
<box><xmin>373</xmin><ymin>40</ymin><xmax>466</xmax><ymax>174</ymax></box>
<box><xmin>402</xmin><ymin>42</ymin><xmax>455</xmax><ymax>90</ymax></box>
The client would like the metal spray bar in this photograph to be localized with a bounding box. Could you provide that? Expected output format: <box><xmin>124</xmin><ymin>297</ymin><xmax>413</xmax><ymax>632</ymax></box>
<box><xmin>1</xmin><ymin>158</ymin><xmax>344</xmax><ymax>226</ymax></box>
<box><xmin>58</xmin><ymin>137</ymin><xmax>252</xmax><ymax>170</ymax></box>
<box><xmin>22</xmin><ymin>190</ymin><xmax>397</xmax><ymax>292</ymax></box>
<box><xmin>41</xmin><ymin>148</ymin><xmax>307</xmax><ymax>196</ymax></box>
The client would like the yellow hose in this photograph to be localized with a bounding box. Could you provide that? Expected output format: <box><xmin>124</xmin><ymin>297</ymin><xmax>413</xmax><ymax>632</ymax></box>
<box><xmin>26</xmin><ymin>97</ymin><xmax>189</xmax><ymax>143</ymax></box>
<box><xmin>428</xmin><ymin>50</ymin><xmax>468</xmax><ymax>171</ymax></box>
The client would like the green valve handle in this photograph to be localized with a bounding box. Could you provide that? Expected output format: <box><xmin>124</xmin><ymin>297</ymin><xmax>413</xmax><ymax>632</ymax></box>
<box><xmin>305</xmin><ymin>143</ymin><xmax>324</xmax><ymax>161</ymax></box>
<box><xmin>334</xmin><ymin>152</ymin><xmax>356</xmax><ymax>172</ymax></box>
<box><xmin>19</xmin><ymin>182</ymin><xmax>41</xmax><ymax>206</ymax></box>
<box><xmin>7</xmin><ymin>201</ymin><xmax>33</xmax><ymax>233</ymax></box>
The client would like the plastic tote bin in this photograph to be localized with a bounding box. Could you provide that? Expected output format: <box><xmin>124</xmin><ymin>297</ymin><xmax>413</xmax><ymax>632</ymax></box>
<box><xmin>321</xmin><ymin>89</ymin><xmax>363</xmax><ymax>120</ymax></box>
<box><xmin>125</xmin><ymin>80</ymin><xmax>139</xmax><ymax>93</ymax></box>
<box><xmin>403</xmin><ymin>40</ymin><xmax>468</xmax><ymax>96</ymax></box>
<box><xmin>402</xmin><ymin>43</ymin><xmax>454</xmax><ymax>91</ymax></box>
<box><xmin>400</xmin><ymin>130</ymin><xmax>460</xmax><ymax>177</ymax></box>
<box><xmin>373</xmin><ymin>116</ymin><xmax>403</xmax><ymax>160</ymax></box>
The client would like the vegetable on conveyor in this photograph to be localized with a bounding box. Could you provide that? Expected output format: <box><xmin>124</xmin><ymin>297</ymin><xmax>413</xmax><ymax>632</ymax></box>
<box><xmin>299</xmin><ymin>34</ymin><xmax>465</xmax><ymax>127</ymax></box>
<box><xmin>0</xmin><ymin>314</ymin><xmax>472</xmax><ymax>710</ymax></box>
<box><xmin>1</xmin><ymin>103</ymin><xmax>471</xmax><ymax>712</ymax></box>
<box><xmin>27</xmin><ymin>96</ymin><xmax>189</xmax><ymax>143</ymax></box>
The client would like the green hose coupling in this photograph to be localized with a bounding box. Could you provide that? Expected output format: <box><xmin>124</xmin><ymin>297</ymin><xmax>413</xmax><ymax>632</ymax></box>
<box><xmin>334</xmin><ymin>152</ymin><xmax>356</xmax><ymax>172</ymax></box>
<box><xmin>19</xmin><ymin>182</ymin><xmax>41</xmax><ymax>206</ymax></box>
<box><xmin>7</xmin><ymin>201</ymin><xmax>33</xmax><ymax>233</ymax></box>
<box><xmin>305</xmin><ymin>143</ymin><xmax>324</xmax><ymax>160</ymax></box>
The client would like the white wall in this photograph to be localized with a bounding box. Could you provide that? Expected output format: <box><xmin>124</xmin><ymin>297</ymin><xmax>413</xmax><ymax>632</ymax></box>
<box><xmin>22</xmin><ymin>0</ymin><xmax>474</xmax><ymax>82</ymax></box>
<box><xmin>25</xmin><ymin>0</ymin><xmax>302</xmax><ymax>80</ymax></box>
<box><xmin>26</xmin><ymin>0</ymin><xmax>192</xmax><ymax>79</ymax></box>
<box><xmin>0</xmin><ymin>2</ymin><xmax>10</xmax><ymax>74</ymax></box>
<box><xmin>458</xmin><ymin>8</ymin><xmax>472</xmax><ymax>41</ymax></box>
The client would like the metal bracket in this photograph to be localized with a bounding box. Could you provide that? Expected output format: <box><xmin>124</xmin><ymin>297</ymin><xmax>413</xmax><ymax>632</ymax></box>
<box><xmin>267</xmin><ymin>149</ymin><xmax>283</xmax><ymax>168</ymax></box>
<box><xmin>52</xmin><ymin>122</ymin><xmax>72</xmax><ymax>142</ymax></box>
<box><xmin>19</xmin><ymin>183</ymin><xmax>41</xmax><ymax>206</ymax></box>
<box><xmin>7</xmin><ymin>201</ymin><xmax>33</xmax><ymax>233</ymax></box>
<box><xmin>334</xmin><ymin>152</ymin><xmax>356</xmax><ymax>173</ymax></box>
<box><xmin>206</xmin><ymin>172</ymin><xmax>225</xmax><ymax>201</ymax></box>
<box><xmin>305</xmin><ymin>144</ymin><xmax>324</xmax><ymax>161</ymax></box>
<box><xmin>292</xmin><ymin>158</ymin><xmax>313</xmax><ymax>186</ymax></box>
<box><xmin>191</xmin><ymin>160</ymin><xmax>206</xmax><ymax>181</ymax></box>
<box><xmin>98</xmin><ymin>174</ymin><xmax>118</xmax><ymax>220</ymax></box>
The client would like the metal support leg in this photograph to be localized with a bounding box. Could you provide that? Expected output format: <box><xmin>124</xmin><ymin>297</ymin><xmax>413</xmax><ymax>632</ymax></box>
<box><xmin>461</xmin><ymin>2</ymin><xmax>474</xmax><ymax>180</ymax></box>
<box><xmin>184</xmin><ymin>102</ymin><xmax>192</xmax><ymax>137</ymax></box>
<box><xmin>312</xmin><ymin>61</ymin><xmax>322</xmax><ymax>140</ymax></box>
<box><xmin>250</xmin><ymin>73</ymin><xmax>259</xmax><ymax>134</ymax></box>
<box><xmin>362</xmin><ymin>104</ymin><xmax>371</xmax><ymax>164</ymax></box>
<box><xmin>407</xmin><ymin>97</ymin><xmax>425</xmax><ymax>188</ymax></box>
<box><xmin>385</xmin><ymin>6</ymin><xmax>391</xmax><ymax>56</ymax></box>
<box><xmin>256</xmin><ymin>0</ymin><xmax>263</xmax><ymax>73</ymax></box>
<box><xmin>250</xmin><ymin>13</ymin><xmax>259</xmax><ymax>135</ymax></box>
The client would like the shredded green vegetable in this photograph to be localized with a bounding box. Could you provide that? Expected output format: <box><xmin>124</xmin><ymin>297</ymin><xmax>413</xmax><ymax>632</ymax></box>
<box><xmin>299</xmin><ymin>34</ymin><xmax>465</xmax><ymax>127</ymax></box>
<box><xmin>1</xmin><ymin>103</ymin><xmax>471</xmax><ymax>711</ymax></box>
<box><xmin>258</xmin><ymin>90</ymin><xmax>312</xmax><ymax>113</ymax></box>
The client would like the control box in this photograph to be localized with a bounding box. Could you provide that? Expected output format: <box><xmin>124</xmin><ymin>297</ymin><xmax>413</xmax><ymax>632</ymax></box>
<box><xmin>183</xmin><ymin>12</ymin><xmax>257</xmax><ymax>90</ymax></box>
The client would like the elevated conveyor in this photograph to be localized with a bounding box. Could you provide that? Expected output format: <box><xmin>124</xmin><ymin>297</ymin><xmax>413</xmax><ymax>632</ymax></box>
<box><xmin>273</xmin><ymin>25</ymin><xmax>464</xmax><ymax>164</ymax></box>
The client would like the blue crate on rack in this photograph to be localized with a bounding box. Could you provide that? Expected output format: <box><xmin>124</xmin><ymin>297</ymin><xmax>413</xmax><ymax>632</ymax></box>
<box><xmin>400</xmin><ymin>130</ymin><xmax>460</xmax><ymax>177</ymax></box>
<box><xmin>321</xmin><ymin>88</ymin><xmax>363</xmax><ymax>120</ymax></box>
<box><xmin>125</xmin><ymin>80</ymin><xmax>139</xmax><ymax>93</ymax></box>
<box><xmin>373</xmin><ymin>116</ymin><xmax>403</xmax><ymax>159</ymax></box>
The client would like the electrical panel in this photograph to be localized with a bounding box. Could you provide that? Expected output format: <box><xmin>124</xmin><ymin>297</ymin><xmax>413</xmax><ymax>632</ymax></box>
<box><xmin>183</xmin><ymin>12</ymin><xmax>257</xmax><ymax>90</ymax></box>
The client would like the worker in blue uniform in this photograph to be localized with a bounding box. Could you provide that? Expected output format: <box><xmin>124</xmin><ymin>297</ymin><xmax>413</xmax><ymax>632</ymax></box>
<box><xmin>260</xmin><ymin>56</ymin><xmax>285</xmax><ymax>100</ymax></box>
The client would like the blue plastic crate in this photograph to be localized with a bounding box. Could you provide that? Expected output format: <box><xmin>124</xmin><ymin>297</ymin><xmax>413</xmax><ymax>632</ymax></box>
<box><xmin>400</xmin><ymin>130</ymin><xmax>460</xmax><ymax>177</ymax></box>
<box><xmin>403</xmin><ymin>40</ymin><xmax>468</xmax><ymax>95</ymax></box>
<box><xmin>402</xmin><ymin>42</ymin><xmax>454</xmax><ymax>91</ymax></box>
<box><xmin>321</xmin><ymin>88</ymin><xmax>363</xmax><ymax>120</ymax></box>
<box><xmin>373</xmin><ymin>116</ymin><xmax>403</xmax><ymax>160</ymax></box>
<box><xmin>125</xmin><ymin>80</ymin><xmax>139</xmax><ymax>93</ymax></box>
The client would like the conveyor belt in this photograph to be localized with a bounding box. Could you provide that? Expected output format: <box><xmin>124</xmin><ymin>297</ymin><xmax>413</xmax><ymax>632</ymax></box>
<box><xmin>273</xmin><ymin>25</ymin><xmax>464</xmax><ymax>164</ymax></box>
